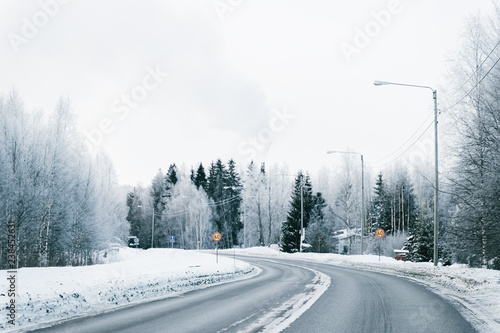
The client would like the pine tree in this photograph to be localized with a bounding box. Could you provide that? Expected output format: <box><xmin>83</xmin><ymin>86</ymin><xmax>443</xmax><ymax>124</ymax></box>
<box><xmin>369</xmin><ymin>173</ymin><xmax>391</xmax><ymax>234</ymax></box>
<box><xmin>166</xmin><ymin>164</ymin><xmax>178</xmax><ymax>187</ymax></box>
<box><xmin>190</xmin><ymin>167</ymin><xmax>195</xmax><ymax>184</ymax></box>
<box><xmin>194</xmin><ymin>163</ymin><xmax>208</xmax><ymax>192</ymax></box>
<box><xmin>207</xmin><ymin>162</ymin><xmax>218</xmax><ymax>199</ymax></box>
<box><xmin>125</xmin><ymin>187</ymin><xmax>151</xmax><ymax>249</ymax></box>
<box><xmin>126</xmin><ymin>189</ymin><xmax>142</xmax><ymax>239</ymax></box>
<box><xmin>150</xmin><ymin>169</ymin><xmax>167</xmax><ymax>247</ymax></box>
<box><xmin>404</xmin><ymin>204</ymin><xmax>433</xmax><ymax>262</ymax></box>
<box><xmin>305</xmin><ymin>192</ymin><xmax>331</xmax><ymax>253</ymax></box>
<box><xmin>369</xmin><ymin>171</ymin><xmax>417</xmax><ymax>236</ymax></box>
<box><xmin>225</xmin><ymin>159</ymin><xmax>242</xmax><ymax>247</ymax></box>
<box><xmin>207</xmin><ymin>160</ymin><xmax>229</xmax><ymax>247</ymax></box>
<box><xmin>281</xmin><ymin>172</ymin><xmax>313</xmax><ymax>253</ymax></box>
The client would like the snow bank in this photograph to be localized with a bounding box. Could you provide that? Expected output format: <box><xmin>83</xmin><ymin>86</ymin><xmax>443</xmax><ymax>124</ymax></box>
<box><xmin>229</xmin><ymin>247</ymin><xmax>500</xmax><ymax>333</ymax></box>
<box><xmin>0</xmin><ymin>248</ymin><xmax>256</xmax><ymax>331</ymax></box>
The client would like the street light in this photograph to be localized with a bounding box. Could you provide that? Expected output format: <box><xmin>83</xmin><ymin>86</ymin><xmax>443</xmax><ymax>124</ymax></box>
<box><xmin>300</xmin><ymin>183</ymin><xmax>313</xmax><ymax>253</ymax></box>
<box><xmin>374</xmin><ymin>80</ymin><xmax>439</xmax><ymax>266</ymax></box>
<box><xmin>137</xmin><ymin>204</ymin><xmax>156</xmax><ymax>249</ymax></box>
<box><xmin>223</xmin><ymin>186</ymin><xmax>245</xmax><ymax>247</ymax></box>
<box><xmin>326</xmin><ymin>151</ymin><xmax>365</xmax><ymax>255</ymax></box>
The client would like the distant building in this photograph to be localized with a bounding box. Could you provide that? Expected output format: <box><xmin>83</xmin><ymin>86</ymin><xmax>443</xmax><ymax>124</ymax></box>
<box><xmin>332</xmin><ymin>228</ymin><xmax>361</xmax><ymax>254</ymax></box>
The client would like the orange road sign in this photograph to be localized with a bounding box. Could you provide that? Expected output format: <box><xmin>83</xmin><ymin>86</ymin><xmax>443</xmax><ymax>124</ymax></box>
<box><xmin>375</xmin><ymin>229</ymin><xmax>385</xmax><ymax>238</ymax></box>
<box><xmin>213</xmin><ymin>232</ymin><xmax>222</xmax><ymax>242</ymax></box>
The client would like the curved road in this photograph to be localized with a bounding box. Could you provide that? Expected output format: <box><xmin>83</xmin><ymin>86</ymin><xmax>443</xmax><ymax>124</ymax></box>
<box><xmin>29</xmin><ymin>256</ymin><xmax>476</xmax><ymax>333</ymax></box>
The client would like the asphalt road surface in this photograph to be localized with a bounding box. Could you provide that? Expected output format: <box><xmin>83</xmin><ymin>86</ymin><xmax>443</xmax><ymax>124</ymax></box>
<box><xmin>27</xmin><ymin>256</ymin><xmax>476</xmax><ymax>333</ymax></box>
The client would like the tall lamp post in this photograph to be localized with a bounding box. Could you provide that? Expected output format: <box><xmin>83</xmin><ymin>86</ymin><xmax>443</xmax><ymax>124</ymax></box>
<box><xmin>223</xmin><ymin>186</ymin><xmax>245</xmax><ymax>247</ymax></box>
<box><xmin>300</xmin><ymin>184</ymin><xmax>312</xmax><ymax>253</ymax></box>
<box><xmin>137</xmin><ymin>204</ymin><xmax>158</xmax><ymax>249</ymax></box>
<box><xmin>326</xmin><ymin>151</ymin><xmax>365</xmax><ymax>255</ymax></box>
<box><xmin>373</xmin><ymin>80</ymin><xmax>439</xmax><ymax>266</ymax></box>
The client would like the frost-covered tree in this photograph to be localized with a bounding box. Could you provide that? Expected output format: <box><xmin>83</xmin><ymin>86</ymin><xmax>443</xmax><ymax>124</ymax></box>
<box><xmin>242</xmin><ymin>161</ymin><xmax>266</xmax><ymax>247</ymax></box>
<box><xmin>446</xmin><ymin>11</ymin><xmax>500</xmax><ymax>269</ymax></box>
<box><xmin>160</xmin><ymin>176</ymin><xmax>211</xmax><ymax>249</ymax></box>
<box><xmin>266</xmin><ymin>164</ymin><xmax>293</xmax><ymax>245</ymax></box>
<box><xmin>0</xmin><ymin>92</ymin><xmax>127</xmax><ymax>268</ymax></box>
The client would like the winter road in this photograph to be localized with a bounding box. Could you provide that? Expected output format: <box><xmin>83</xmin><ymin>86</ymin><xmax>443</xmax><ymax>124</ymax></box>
<box><xmin>28</xmin><ymin>256</ymin><xmax>476</xmax><ymax>333</ymax></box>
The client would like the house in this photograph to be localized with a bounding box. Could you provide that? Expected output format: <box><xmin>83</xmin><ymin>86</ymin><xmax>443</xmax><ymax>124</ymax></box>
<box><xmin>332</xmin><ymin>228</ymin><xmax>361</xmax><ymax>254</ymax></box>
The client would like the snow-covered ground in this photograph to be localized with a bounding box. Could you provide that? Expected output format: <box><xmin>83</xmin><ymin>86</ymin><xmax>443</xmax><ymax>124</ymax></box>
<box><xmin>0</xmin><ymin>247</ymin><xmax>256</xmax><ymax>332</ymax></box>
<box><xmin>2</xmin><ymin>246</ymin><xmax>500</xmax><ymax>332</ymax></box>
<box><xmin>226</xmin><ymin>247</ymin><xmax>500</xmax><ymax>333</ymax></box>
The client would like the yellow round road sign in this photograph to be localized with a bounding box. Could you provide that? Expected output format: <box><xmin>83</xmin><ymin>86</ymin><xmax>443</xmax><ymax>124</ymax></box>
<box><xmin>213</xmin><ymin>232</ymin><xmax>222</xmax><ymax>242</ymax></box>
<box><xmin>375</xmin><ymin>229</ymin><xmax>385</xmax><ymax>238</ymax></box>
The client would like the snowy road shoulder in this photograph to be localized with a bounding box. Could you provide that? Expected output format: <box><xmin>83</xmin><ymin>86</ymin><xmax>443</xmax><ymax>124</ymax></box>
<box><xmin>0</xmin><ymin>248</ymin><xmax>258</xmax><ymax>332</ymax></box>
<box><xmin>246</xmin><ymin>261</ymin><xmax>330</xmax><ymax>333</ymax></box>
<box><xmin>229</xmin><ymin>247</ymin><xmax>500</xmax><ymax>333</ymax></box>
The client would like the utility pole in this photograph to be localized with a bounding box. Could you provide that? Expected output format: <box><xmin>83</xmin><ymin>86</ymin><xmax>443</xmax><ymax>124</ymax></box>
<box><xmin>300</xmin><ymin>185</ymin><xmax>304</xmax><ymax>253</ymax></box>
<box><xmin>374</xmin><ymin>80</ymin><xmax>439</xmax><ymax>266</ymax></box>
<box><xmin>151</xmin><ymin>211</ymin><xmax>155</xmax><ymax>249</ymax></box>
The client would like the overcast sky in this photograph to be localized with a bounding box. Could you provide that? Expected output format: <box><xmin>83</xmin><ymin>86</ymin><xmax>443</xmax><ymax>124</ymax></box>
<box><xmin>0</xmin><ymin>0</ymin><xmax>495</xmax><ymax>185</ymax></box>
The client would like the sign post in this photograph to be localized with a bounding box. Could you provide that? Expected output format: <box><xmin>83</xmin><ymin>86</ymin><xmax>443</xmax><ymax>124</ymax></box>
<box><xmin>213</xmin><ymin>232</ymin><xmax>222</xmax><ymax>263</ymax></box>
<box><xmin>375</xmin><ymin>229</ymin><xmax>385</xmax><ymax>262</ymax></box>
<box><xmin>170</xmin><ymin>235</ymin><xmax>175</xmax><ymax>248</ymax></box>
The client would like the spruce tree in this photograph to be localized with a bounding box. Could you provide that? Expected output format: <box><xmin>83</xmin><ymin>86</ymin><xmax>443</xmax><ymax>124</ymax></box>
<box><xmin>225</xmin><ymin>159</ymin><xmax>242</xmax><ymax>247</ymax></box>
<box><xmin>369</xmin><ymin>173</ymin><xmax>391</xmax><ymax>234</ymax></box>
<box><xmin>207</xmin><ymin>162</ymin><xmax>217</xmax><ymax>199</ymax></box>
<box><xmin>190</xmin><ymin>167</ymin><xmax>195</xmax><ymax>184</ymax></box>
<box><xmin>194</xmin><ymin>163</ymin><xmax>208</xmax><ymax>192</ymax></box>
<box><xmin>281</xmin><ymin>172</ymin><xmax>313</xmax><ymax>253</ymax></box>
<box><xmin>126</xmin><ymin>190</ymin><xmax>142</xmax><ymax>240</ymax></box>
<box><xmin>207</xmin><ymin>160</ymin><xmax>229</xmax><ymax>247</ymax></box>
<box><xmin>306</xmin><ymin>192</ymin><xmax>331</xmax><ymax>253</ymax></box>
<box><xmin>404</xmin><ymin>205</ymin><xmax>433</xmax><ymax>262</ymax></box>
<box><xmin>166</xmin><ymin>163</ymin><xmax>178</xmax><ymax>186</ymax></box>
<box><xmin>150</xmin><ymin>169</ymin><xmax>167</xmax><ymax>247</ymax></box>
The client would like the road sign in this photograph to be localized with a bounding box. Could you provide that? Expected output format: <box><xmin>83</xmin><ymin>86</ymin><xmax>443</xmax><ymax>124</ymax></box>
<box><xmin>170</xmin><ymin>236</ymin><xmax>175</xmax><ymax>243</ymax></box>
<box><xmin>375</xmin><ymin>229</ymin><xmax>385</xmax><ymax>238</ymax></box>
<box><xmin>213</xmin><ymin>232</ymin><xmax>222</xmax><ymax>242</ymax></box>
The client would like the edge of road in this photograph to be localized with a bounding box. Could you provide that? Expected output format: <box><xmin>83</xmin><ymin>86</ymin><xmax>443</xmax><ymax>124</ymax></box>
<box><xmin>233</xmin><ymin>252</ymin><xmax>499</xmax><ymax>333</ymax></box>
<box><xmin>9</xmin><ymin>264</ymin><xmax>263</xmax><ymax>333</ymax></box>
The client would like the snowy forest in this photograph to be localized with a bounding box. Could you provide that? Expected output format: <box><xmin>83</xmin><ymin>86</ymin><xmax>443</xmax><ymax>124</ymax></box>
<box><xmin>0</xmin><ymin>92</ymin><xmax>129</xmax><ymax>268</ymax></box>
<box><xmin>1</xmin><ymin>10</ymin><xmax>499</xmax><ymax>270</ymax></box>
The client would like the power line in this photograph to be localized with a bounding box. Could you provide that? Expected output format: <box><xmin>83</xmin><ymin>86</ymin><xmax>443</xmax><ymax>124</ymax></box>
<box><xmin>159</xmin><ymin>193</ymin><xmax>243</xmax><ymax>218</ymax></box>
<box><xmin>442</xmin><ymin>43</ymin><xmax>500</xmax><ymax>113</ymax></box>
<box><xmin>441</xmin><ymin>37</ymin><xmax>500</xmax><ymax>106</ymax></box>
<box><xmin>371</xmin><ymin>39</ymin><xmax>500</xmax><ymax>170</ymax></box>
<box><xmin>370</xmin><ymin>110</ymin><xmax>434</xmax><ymax>166</ymax></box>
<box><xmin>370</xmin><ymin>120</ymin><xmax>434</xmax><ymax>170</ymax></box>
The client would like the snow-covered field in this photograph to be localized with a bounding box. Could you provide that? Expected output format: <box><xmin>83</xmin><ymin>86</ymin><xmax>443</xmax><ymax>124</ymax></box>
<box><xmin>227</xmin><ymin>247</ymin><xmax>500</xmax><ymax>333</ymax></box>
<box><xmin>0</xmin><ymin>247</ymin><xmax>256</xmax><ymax>332</ymax></box>
<box><xmin>2</xmin><ymin>246</ymin><xmax>500</xmax><ymax>332</ymax></box>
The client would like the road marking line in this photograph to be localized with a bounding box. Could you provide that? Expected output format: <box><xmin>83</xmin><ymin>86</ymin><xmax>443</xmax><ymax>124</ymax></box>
<box><xmin>238</xmin><ymin>261</ymin><xmax>331</xmax><ymax>333</ymax></box>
